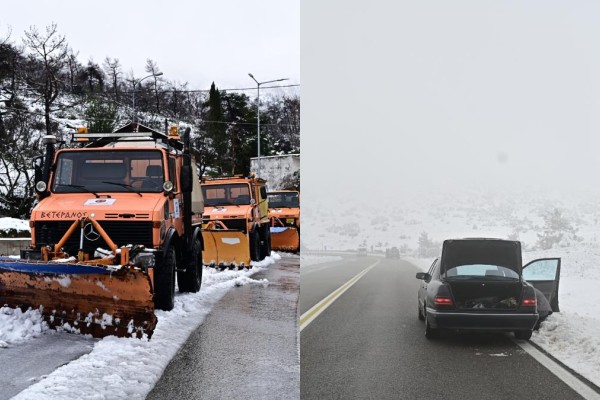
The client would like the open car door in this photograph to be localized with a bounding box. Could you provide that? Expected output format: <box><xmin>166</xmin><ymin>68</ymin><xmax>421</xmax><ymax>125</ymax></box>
<box><xmin>522</xmin><ymin>258</ymin><xmax>561</xmax><ymax>312</ymax></box>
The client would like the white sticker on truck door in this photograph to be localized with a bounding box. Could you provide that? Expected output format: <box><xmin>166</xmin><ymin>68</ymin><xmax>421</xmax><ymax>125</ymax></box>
<box><xmin>173</xmin><ymin>199</ymin><xmax>180</xmax><ymax>218</ymax></box>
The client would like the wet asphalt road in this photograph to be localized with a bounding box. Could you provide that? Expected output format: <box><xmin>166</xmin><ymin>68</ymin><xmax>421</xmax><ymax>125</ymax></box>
<box><xmin>300</xmin><ymin>255</ymin><xmax>586</xmax><ymax>400</ymax></box>
<box><xmin>147</xmin><ymin>256</ymin><xmax>300</xmax><ymax>400</ymax></box>
<box><xmin>0</xmin><ymin>333</ymin><xmax>96</xmax><ymax>400</ymax></box>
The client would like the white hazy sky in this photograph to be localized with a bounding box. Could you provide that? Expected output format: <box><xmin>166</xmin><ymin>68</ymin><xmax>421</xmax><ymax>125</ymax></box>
<box><xmin>1</xmin><ymin>0</ymin><xmax>299</xmax><ymax>90</ymax></box>
<box><xmin>302</xmin><ymin>1</ymin><xmax>600</xmax><ymax>200</ymax></box>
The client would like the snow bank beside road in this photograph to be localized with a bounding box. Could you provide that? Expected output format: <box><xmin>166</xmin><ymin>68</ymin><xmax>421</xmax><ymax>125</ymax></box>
<box><xmin>524</xmin><ymin>247</ymin><xmax>600</xmax><ymax>388</ymax></box>
<box><xmin>0</xmin><ymin>307</ymin><xmax>48</xmax><ymax>345</ymax></box>
<box><xmin>0</xmin><ymin>218</ymin><xmax>30</xmax><ymax>232</ymax></box>
<box><xmin>300</xmin><ymin>254</ymin><xmax>342</xmax><ymax>267</ymax></box>
<box><xmin>9</xmin><ymin>253</ymin><xmax>280</xmax><ymax>400</ymax></box>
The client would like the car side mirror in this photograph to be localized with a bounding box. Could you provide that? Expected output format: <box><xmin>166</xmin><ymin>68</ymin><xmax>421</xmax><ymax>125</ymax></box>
<box><xmin>416</xmin><ymin>272</ymin><xmax>430</xmax><ymax>280</ymax></box>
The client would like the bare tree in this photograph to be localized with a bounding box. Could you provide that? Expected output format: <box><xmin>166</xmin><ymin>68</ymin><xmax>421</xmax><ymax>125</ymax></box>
<box><xmin>23</xmin><ymin>23</ymin><xmax>69</xmax><ymax>136</ymax></box>
<box><xmin>145</xmin><ymin>59</ymin><xmax>162</xmax><ymax>113</ymax></box>
<box><xmin>65</xmin><ymin>48</ymin><xmax>80</xmax><ymax>93</ymax></box>
<box><xmin>103</xmin><ymin>56</ymin><xmax>121</xmax><ymax>100</ymax></box>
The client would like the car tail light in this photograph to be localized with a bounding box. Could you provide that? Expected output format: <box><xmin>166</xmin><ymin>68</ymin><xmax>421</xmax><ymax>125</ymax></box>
<box><xmin>434</xmin><ymin>296</ymin><xmax>453</xmax><ymax>306</ymax></box>
<box><xmin>521</xmin><ymin>298</ymin><xmax>536</xmax><ymax>306</ymax></box>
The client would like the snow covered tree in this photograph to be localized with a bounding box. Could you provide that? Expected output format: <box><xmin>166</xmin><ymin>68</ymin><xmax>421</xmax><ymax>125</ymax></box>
<box><xmin>536</xmin><ymin>208</ymin><xmax>580</xmax><ymax>249</ymax></box>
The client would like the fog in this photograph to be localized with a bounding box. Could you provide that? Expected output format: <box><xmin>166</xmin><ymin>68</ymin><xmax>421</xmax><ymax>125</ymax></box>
<box><xmin>302</xmin><ymin>1</ymin><xmax>600</xmax><ymax>202</ymax></box>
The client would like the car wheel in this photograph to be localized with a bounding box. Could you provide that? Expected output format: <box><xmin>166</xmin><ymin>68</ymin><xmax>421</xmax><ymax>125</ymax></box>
<box><xmin>425</xmin><ymin>317</ymin><xmax>440</xmax><ymax>339</ymax></box>
<box><xmin>418</xmin><ymin>303</ymin><xmax>425</xmax><ymax>321</ymax></box>
<box><xmin>514</xmin><ymin>330</ymin><xmax>532</xmax><ymax>340</ymax></box>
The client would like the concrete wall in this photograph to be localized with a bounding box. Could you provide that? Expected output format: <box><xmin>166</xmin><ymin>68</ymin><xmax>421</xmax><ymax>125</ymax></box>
<box><xmin>250</xmin><ymin>154</ymin><xmax>300</xmax><ymax>190</ymax></box>
<box><xmin>0</xmin><ymin>238</ymin><xmax>31</xmax><ymax>256</ymax></box>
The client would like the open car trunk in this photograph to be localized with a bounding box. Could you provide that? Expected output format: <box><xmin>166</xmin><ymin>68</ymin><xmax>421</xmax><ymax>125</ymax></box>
<box><xmin>441</xmin><ymin>239</ymin><xmax>524</xmax><ymax>310</ymax></box>
<box><xmin>447</xmin><ymin>280</ymin><xmax>523</xmax><ymax>310</ymax></box>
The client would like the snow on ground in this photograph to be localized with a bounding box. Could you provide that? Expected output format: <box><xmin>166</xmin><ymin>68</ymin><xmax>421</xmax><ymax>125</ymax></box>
<box><xmin>303</xmin><ymin>189</ymin><xmax>600</xmax><ymax>387</ymax></box>
<box><xmin>0</xmin><ymin>218</ymin><xmax>30</xmax><ymax>232</ymax></box>
<box><xmin>300</xmin><ymin>253</ymin><xmax>342</xmax><ymax>267</ymax></box>
<box><xmin>4</xmin><ymin>252</ymin><xmax>282</xmax><ymax>400</ymax></box>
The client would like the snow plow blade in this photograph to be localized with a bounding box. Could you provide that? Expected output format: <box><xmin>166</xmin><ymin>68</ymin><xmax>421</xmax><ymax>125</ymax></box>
<box><xmin>201</xmin><ymin>230</ymin><xmax>250</xmax><ymax>267</ymax></box>
<box><xmin>270</xmin><ymin>227</ymin><xmax>300</xmax><ymax>253</ymax></box>
<box><xmin>0</xmin><ymin>258</ymin><xmax>156</xmax><ymax>339</ymax></box>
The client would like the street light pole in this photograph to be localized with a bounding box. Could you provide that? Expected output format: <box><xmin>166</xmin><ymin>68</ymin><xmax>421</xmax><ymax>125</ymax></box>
<box><xmin>248</xmin><ymin>73</ymin><xmax>288</xmax><ymax>177</ymax></box>
<box><xmin>132</xmin><ymin>72</ymin><xmax>163</xmax><ymax>123</ymax></box>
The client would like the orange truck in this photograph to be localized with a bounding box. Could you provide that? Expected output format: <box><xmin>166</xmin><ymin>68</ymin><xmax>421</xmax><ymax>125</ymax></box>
<box><xmin>0</xmin><ymin>123</ymin><xmax>204</xmax><ymax>338</ymax></box>
<box><xmin>268</xmin><ymin>190</ymin><xmax>300</xmax><ymax>253</ymax></box>
<box><xmin>200</xmin><ymin>176</ymin><xmax>271</xmax><ymax>267</ymax></box>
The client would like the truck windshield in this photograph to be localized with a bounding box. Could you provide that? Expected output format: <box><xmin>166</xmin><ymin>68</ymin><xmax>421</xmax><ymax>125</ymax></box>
<box><xmin>267</xmin><ymin>192</ymin><xmax>299</xmax><ymax>208</ymax></box>
<box><xmin>202</xmin><ymin>183</ymin><xmax>251</xmax><ymax>206</ymax></box>
<box><xmin>52</xmin><ymin>150</ymin><xmax>164</xmax><ymax>193</ymax></box>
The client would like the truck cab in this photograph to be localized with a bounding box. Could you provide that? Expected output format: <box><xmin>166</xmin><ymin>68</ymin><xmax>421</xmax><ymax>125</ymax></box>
<box><xmin>201</xmin><ymin>176</ymin><xmax>271</xmax><ymax>264</ymax></box>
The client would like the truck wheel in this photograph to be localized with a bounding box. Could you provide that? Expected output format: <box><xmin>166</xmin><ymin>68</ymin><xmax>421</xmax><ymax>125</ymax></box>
<box><xmin>250</xmin><ymin>230</ymin><xmax>260</xmax><ymax>262</ymax></box>
<box><xmin>177</xmin><ymin>239</ymin><xmax>202</xmax><ymax>293</ymax></box>
<box><xmin>155</xmin><ymin>246</ymin><xmax>176</xmax><ymax>311</ymax></box>
<box><xmin>259</xmin><ymin>225</ymin><xmax>272</xmax><ymax>260</ymax></box>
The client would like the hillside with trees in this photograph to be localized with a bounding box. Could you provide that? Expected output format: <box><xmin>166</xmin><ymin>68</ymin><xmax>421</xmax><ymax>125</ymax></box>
<box><xmin>0</xmin><ymin>24</ymin><xmax>300</xmax><ymax>218</ymax></box>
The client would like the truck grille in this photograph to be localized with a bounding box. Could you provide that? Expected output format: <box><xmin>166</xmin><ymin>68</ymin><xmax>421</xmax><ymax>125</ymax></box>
<box><xmin>35</xmin><ymin>221</ymin><xmax>153</xmax><ymax>254</ymax></box>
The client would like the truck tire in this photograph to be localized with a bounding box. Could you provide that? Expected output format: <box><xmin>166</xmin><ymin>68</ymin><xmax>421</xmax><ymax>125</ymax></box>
<box><xmin>259</xmin><ymin>225</ymin><xmax>272</xmax><ymax>260</ymax></box>
<box><xmin>177</xmin><ymin>239</ymin><xmax>202</xmax><ymax>293</ymax></box>
<box><xmin>250</xmin><ymin>230</ymin><xmax>260</xmax><ymax>262</ymax></box>
<box><xmin>155</xmin><ymin>246</ymin><xmax>176</xmax><ymax>311</ymax></box>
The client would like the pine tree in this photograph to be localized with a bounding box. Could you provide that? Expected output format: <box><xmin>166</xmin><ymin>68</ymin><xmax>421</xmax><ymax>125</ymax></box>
<box><xmin>205</xmin><ymin>82</ymin><xmax>228</xmax><ymax>174</ymax></box>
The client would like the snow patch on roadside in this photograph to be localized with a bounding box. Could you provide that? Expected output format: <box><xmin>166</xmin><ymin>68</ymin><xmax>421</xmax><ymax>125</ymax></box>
<box><xmin>0</xmin><ymin>307</ymin><xmax>49</xmax><ymax>345</ymax></box>
<box><xmin>300</xmin><ymin>254</ymin><xmax>343</xmax><ymax>267</ymax></box>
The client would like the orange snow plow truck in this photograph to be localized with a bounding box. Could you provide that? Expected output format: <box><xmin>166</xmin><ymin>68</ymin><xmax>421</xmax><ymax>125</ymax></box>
<box><xmin>268</xmin><ymin>190</ymin><xmax>300</xmax><ymax>253</ymax></box>
<box><xmin>0</xmin><ymin>123</ymin><xmax>204</xmax><ymax>339</ymax></box>
<box><xmin>201</xmin><ymin>176</ymin><xmax>271</xmax><ymax>268</ymax></box>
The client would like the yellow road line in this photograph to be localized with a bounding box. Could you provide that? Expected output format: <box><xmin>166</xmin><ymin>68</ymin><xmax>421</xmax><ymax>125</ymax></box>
<box><xmin>299</xmin><ymin>260</ymin><xmax>380</xmax><ymax>332</ymax></box>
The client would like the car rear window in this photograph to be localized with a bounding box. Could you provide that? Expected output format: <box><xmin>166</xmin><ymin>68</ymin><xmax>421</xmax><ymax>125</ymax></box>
<box><xmin>445</xmin><ymin>264</ymin><xmax>519</xmax><ymax>280</ymax></box>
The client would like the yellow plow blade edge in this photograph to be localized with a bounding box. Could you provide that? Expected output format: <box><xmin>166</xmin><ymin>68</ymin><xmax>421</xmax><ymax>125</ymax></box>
<box><xmin>271</xmin><ymin>227</ymin><xmax>300</xmax><ymax>253</ymax></box>
<box><xmin>0</xmin><ymin>260</ymin><xmax>156</xmax><ymax>339</ymax></box>
<box><xmin>202</xmin><ymin>230</ymin><xmax>250</xmax><ymax>266</ymax></box>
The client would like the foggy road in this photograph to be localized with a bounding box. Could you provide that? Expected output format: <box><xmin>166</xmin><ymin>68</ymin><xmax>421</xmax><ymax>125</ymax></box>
<box><xmin>147</xmin><ymin>257</ymin><xmax>300</xmax><ymax>400</ymax></box>
<box><xmin>300</xmin><ymin>255</ymin><xmax>594</xmax><ymax>400</ymax></box>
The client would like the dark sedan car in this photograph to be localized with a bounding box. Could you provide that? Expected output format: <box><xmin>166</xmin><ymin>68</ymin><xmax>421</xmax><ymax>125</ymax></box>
<box><xmin>416</xmin><ymin>238</ymin><xmax>560</xmax><ymax>340</ymax></box>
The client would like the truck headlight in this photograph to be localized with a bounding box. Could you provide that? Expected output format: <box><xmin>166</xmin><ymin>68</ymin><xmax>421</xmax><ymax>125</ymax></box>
<box><xmin>35</xmin><ymin>181</ymin><xmax>47</xmax><ymax>192</ymax></box>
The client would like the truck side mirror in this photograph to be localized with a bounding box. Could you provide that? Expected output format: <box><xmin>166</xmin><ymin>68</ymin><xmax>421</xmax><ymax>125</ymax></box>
<box><xmin>33</xmin><ymin>156</ymin><xmax>44</xmax><ymax>184</ymax></box>
<box><xmin>180</xmin><ymin>165</ymin><xmax>193</xmax><ymax>193</ymax></box>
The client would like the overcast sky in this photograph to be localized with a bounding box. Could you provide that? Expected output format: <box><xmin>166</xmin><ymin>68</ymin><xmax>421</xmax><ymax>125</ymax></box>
<box><xmin>1</xmin><ymin>0</ymin><xmax>299</xmax><ymax>91</ymax></box>
<box><xmin>302</xmin><ymin>1</ymin><xmax>600</xmax><ymax>200</ymax></box>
